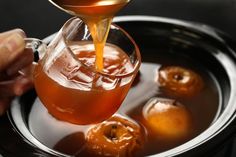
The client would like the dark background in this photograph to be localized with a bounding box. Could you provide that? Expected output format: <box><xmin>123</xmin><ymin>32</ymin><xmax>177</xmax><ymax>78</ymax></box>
<box><xmin>0</xmin><ymin>0</ymin><xmax>236</xmax><ymax>40</ymax></box>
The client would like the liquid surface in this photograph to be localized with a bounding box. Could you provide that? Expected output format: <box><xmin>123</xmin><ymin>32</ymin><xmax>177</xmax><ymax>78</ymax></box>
<box><xmin>30</xmin><ymin>60</ymin><xmax>219</xmax><ymax>156</ymax></box>
<box><xmin>34</xmin><ymin>42</ymin><xmax>134</xmax><ymax>124</ymax></box>
<box><xmin>125</xmin><ymin>63</ymin><xmax>219</xmax><ymax>155</ymax></box>
<box><xmin>49</xmin><ymin>0</ymin><xmax>129</xmax><ymax>71</ymax></box>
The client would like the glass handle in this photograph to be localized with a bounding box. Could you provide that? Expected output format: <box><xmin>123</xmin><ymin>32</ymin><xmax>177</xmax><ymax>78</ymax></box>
<box><xmin>18</xmin><ymin>38</ymin><xmax>47</xmax><ymax>78</ymax></box>
<box><xmin>24</xmin><ymin>38</ymin><xmax>47</xmax><ymax>61</ymax></box>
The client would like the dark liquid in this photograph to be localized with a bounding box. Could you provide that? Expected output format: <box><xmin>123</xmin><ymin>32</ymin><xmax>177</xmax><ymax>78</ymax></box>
<box><xmin>29</xmin><ymin>58</ymin><xmax>219</xmax><ymax>156</ymax></box>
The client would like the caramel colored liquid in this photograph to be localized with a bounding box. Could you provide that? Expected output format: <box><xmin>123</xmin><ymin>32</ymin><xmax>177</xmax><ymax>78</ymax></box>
<box><xmin>49</xmin><ymin>0</ymin><xmax>129</xmax><ymax>71</ymax></box>
<box><xmin>29</xmin><ymin>62</ymin><xmax>219</xmax><ymax>156</ymax></box>
<box><xmin>34</xmin><ymin>42</ymin><xmax>134</xmax><ymax>124</ymax></box>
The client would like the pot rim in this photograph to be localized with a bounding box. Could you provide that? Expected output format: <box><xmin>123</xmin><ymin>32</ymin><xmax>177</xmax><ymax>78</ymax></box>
<box><xmin>10</xmin><ymin>15</ymin><xmax>236</xmax><ymax>157</ymax></box>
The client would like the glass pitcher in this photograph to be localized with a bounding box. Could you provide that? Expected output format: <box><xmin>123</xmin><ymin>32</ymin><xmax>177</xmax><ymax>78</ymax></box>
<box><xmin>26</xmin><ymin>17</ymin><xmax>141</xmax><ymax>125</ymax></box>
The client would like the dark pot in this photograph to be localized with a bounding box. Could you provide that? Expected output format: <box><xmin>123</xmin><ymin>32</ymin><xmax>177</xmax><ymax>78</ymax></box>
<box><xmin>1</xmin><ymin>16</ymin><xmax>236</xmax><ymax>157</ymax></box>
